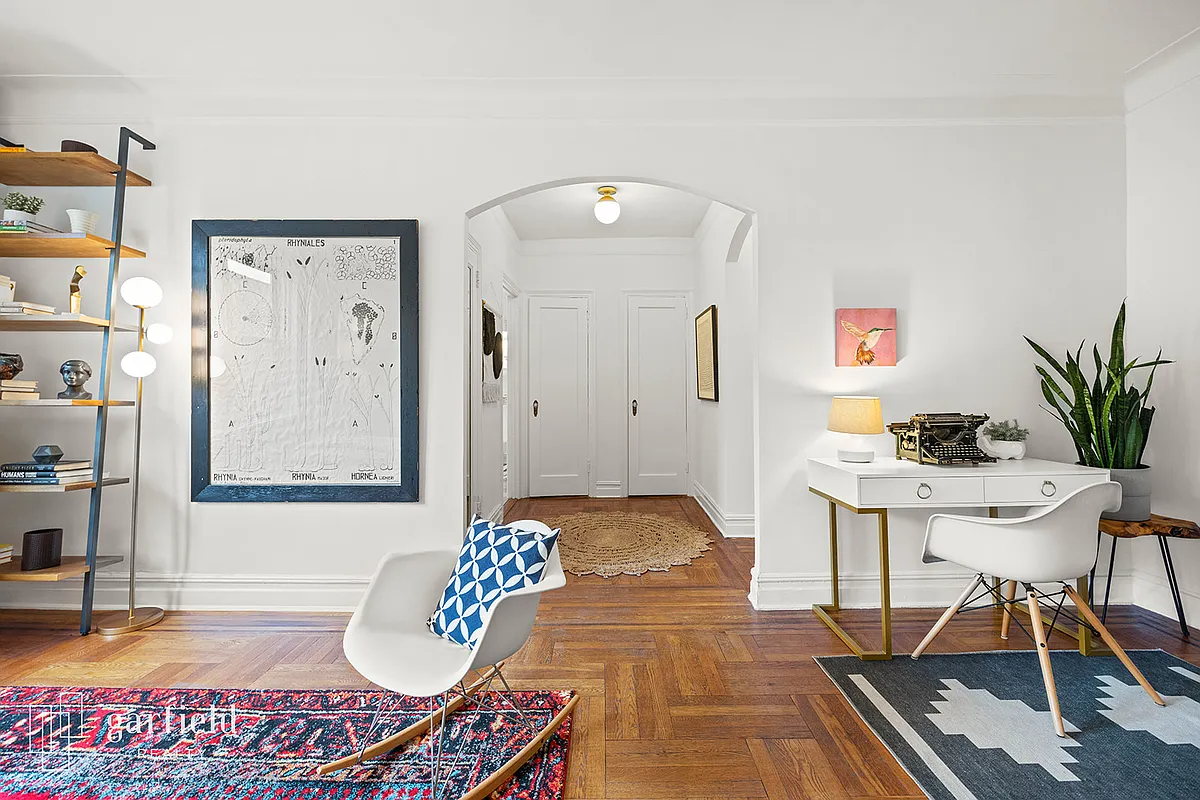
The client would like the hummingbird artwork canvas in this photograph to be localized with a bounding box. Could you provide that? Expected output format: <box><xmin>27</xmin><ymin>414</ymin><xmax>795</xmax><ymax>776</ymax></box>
<box><xmin>836</xmin><ymin>308</ymin><xmax>897</xmax><ymax>366</ymax></box>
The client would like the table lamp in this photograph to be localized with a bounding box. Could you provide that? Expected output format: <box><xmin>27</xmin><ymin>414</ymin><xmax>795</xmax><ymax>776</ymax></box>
<box><xmin>828</xmin><ymin>396</ymin><xmax>884</xmax><ymax>463</ymax></box>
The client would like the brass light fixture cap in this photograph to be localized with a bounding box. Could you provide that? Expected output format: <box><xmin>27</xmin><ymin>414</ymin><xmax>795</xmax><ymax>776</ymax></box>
<box><xmin>597</xmin><ymin>186</ymin><xmax>617</xmax><ymax>197</ymax></box>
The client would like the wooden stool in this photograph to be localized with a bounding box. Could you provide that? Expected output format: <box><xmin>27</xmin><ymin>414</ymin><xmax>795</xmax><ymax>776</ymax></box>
<box><xmin>1091</xmin><ymin>514</ymin><xmax>1198</xmax><ymax>639</ymax></box>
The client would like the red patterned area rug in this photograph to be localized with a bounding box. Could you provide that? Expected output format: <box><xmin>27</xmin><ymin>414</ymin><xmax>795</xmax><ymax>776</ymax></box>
<box><xmin>0</xmin><ymin>685</ymin><xmax>573</xmax><ymax>799</ymax></box>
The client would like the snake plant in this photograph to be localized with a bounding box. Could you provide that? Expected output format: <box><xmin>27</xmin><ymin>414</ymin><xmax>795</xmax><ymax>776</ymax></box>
<box><xmin>1025</xmin><ymin>302</ymin><xmax>1170</xmax><ymax>469</ymax></box>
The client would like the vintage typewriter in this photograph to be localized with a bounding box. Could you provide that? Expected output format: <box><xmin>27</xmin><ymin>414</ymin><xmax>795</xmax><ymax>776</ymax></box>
<box><xmin>886</xmin><ymin>413</ymin><xmax>997</xmax><ymax>466</ymax></box>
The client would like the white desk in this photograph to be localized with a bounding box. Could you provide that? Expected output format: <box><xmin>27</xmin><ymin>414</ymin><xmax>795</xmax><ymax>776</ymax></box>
<box><xmin>807</xmin><ymin>456</ymin><xmax>1109</xmax><ymax>660</ymax></box>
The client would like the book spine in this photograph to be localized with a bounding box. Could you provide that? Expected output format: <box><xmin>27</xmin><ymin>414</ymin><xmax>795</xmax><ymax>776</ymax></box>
<box><xmin>0</xmin><ymin>478</ymin><xmax>86</xmax><ymax>485</ymax></box>
<box><xmin>0</xmin><ymin>463</ymin><xmax>90</xmax><ymax>472</ymax></box>
<box><xmin>0</xmin><ymin>471</ymin><xmax>89</xmax><ymax>478</ymax></box>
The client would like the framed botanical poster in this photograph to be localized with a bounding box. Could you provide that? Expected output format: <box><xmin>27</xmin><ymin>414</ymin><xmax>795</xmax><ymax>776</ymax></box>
<box><xmin>191</xmin><ymin>219</ymin><xmax>419</xmax><ymax>502</ymax></box>
<box><xmin>695</xmin><ymin>304</ymin><xmax>719</xmax><ymax>401</ymax></box>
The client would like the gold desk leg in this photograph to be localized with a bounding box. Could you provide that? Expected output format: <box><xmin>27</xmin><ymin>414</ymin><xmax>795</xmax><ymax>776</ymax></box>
<box><xmin>813</xmin><ymin>501</ymin><xmax>892</xmax><ymax>661</ymax></box>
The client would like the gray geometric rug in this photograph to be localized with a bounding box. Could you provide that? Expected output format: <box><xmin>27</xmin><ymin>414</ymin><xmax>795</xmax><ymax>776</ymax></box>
<box><xmin>816</xmin><ymin>650</ymin><xmax>1200</xmax><ymax>800</ymax></box>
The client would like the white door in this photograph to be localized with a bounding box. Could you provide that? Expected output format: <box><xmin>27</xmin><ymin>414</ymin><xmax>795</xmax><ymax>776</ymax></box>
<box><xmin>627</xmin><ymin>295</ymin><xmax>689</xmax><ymax>495</ymax></box>
<box><xmin>528</xmin><ymin>296</ymin><xmax>590</xmax><ymax>496</ymax></box>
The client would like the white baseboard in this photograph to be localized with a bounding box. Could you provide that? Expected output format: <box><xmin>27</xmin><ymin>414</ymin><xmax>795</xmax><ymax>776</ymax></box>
<box><xmin>692</xmin><ymin>481</ymin><xmax>754</xmax><ymax>538</ymax></box>
<box><xmin>1131</xmin><ymin>566</ymin><xmax>1200</xmax><ymax>627</ymax></box>
<box><xmin>0</xmin><ymin>573</ymin><xmax>369</xmax><ymax>613</ymax></box>
<box><xmin>487</xmin><ymin>500</ymin><xmax>506</xmax><ymax>524</ymax></box>
<box><xmin>749</xmin><ymin>569</ymin><xmax>1137</xmax><ymax>612</ymax></box>
<box><xmin>593</xmin><ymin>480</ymin><xmax>623</xmax><ymax>498</ymax></box>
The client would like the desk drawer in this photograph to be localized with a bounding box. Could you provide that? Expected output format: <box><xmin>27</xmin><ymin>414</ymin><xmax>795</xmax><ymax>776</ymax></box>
<box><xmin>984</xmin><ymin>474</ymin><xmax>1103</xmax><ymax>505</ymax></box>
<box><xmin>859</xmin><ymin>476</ymin><xmax>984</xmax><ymax>507</ymax></box>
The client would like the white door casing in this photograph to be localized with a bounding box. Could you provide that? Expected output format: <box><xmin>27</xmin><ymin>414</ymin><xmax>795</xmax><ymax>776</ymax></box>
<box><xmin>528</xmin><ymin>295</ymin><xmax>590</xmax><ymax>496</ymax></box>
<box><xmin>627</xmin><ymin>294</ymin><xmax>689</xmax><ymax>495</ymax></box>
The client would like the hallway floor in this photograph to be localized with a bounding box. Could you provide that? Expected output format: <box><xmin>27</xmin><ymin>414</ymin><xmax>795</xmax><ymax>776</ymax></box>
<box><xmin>1</xmin><ymin>495</ymin><xmax>1196</xmax><ymax>798</ymax></box>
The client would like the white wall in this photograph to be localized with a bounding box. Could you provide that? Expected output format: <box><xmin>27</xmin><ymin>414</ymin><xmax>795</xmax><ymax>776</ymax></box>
<box><xmin>517</xmin><ymin>239</ymin><xmax>697</xmax><ymax>498</ymax></box>
<box><xmin>467</xmin><ymin>208</ymin><xmax>520</xmax><ymax>521</ymax></box>
<box><xmin>1124</xmin><ymin>39</ymin><xmax>1200</xmax><ymax>625</ymax></box>
<box><xmin>0</xmin><ymin>103</ymin><xmax>1127</xmax><ymax>612</ymax></box>
<box><xmin>692</xmin><ymin>205</ymin><xmax>756</xmax><ymax>536</ymax></box>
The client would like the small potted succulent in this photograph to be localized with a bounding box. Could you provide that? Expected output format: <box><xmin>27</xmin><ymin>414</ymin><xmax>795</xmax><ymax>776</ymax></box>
<box><xmin>3</xmin><ymin>191</ymin><xmax>45</xmax><ymax>224</ymax></box>
<box><xmin>978</xmin><ymin>419</ymin><xmax>1029</xmax><ymax>460</ymax></box>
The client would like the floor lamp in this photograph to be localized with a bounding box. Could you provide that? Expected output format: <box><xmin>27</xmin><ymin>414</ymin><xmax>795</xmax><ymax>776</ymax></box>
<box><xmin>96</xmin><ymin>277</ymin><xmax>170</xmax><ymax>635</ymax></box>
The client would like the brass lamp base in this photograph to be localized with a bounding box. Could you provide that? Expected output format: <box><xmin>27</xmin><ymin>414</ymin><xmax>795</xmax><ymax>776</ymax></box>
<box><xmin>95</xmin><ymin>606</ymin><xmax>165</xmax><ymax>635</ymax></box>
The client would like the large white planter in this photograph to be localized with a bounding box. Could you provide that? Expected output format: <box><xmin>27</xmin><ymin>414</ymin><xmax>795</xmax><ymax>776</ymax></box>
<box><xmin>1105</xmin><ymin>466</ymin><xmax>1152</xmax><ymax>521</ymax></box>
<box><xmin>978</xmin><ymin>436</ymin><xmax>1026</xmax><ymax>460</ymax></box>
<box><xmin>2</xmin><ymin>210</ymin><xmax>32</xmax><ymax>224</ymax></box>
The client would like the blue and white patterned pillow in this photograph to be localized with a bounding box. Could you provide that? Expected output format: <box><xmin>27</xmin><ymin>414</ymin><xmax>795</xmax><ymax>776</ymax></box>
<box><xmin>429</xmin><ymin>517</ymin><xmax>559</xmax><ymax>649</ymax></box>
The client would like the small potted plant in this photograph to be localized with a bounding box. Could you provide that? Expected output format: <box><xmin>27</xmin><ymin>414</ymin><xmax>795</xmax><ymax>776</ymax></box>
<box><xmin>3</xmin><ymin>191</ymin><xmax>45</xmax><ymax>224</ymax></box>
<box><xmin>978</xmin><ymin>419</ymin><xmax>1029</xmax><ymax>460</ymax></box>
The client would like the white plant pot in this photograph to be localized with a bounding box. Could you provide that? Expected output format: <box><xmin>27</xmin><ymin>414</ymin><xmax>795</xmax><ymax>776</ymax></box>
<box><xmin>978</xmin><ymin>436</ymin><xmax>1025</xmax><ymax>460</ymax></box>
<box><xmin>66</xmin><ymin>209</ymin><xmax>100</xmax><ymax>235</ymax></box>
<box><xmin>3</xmin><ymin>210</ymin><xmax>32</xmax><ymax>224</ymax></box>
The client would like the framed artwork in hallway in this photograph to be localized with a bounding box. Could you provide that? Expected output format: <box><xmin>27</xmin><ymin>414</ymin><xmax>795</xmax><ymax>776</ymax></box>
<box><xmin>836</xmin><ymin>307</ymin><xmax>897</xmax><ymax>367</ymax></box>
<box><xmin>695</xmin><ymin>304</ymin><xmax>719</xmax><ymax>401</ymax></box>
<box><xmin>190</xmin><ymin>219</ymin><xmax>419</xmax><ymax>502</ymax></box>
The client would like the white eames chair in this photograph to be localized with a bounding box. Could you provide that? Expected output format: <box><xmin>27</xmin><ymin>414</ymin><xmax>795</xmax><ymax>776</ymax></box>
<box><xmin>910</xmin><ymin>482</ymin><xmax>1165</xmax><ymax>738</ymax></box>
<box><xmin>321</xmin><ymin>520</ymin><xmax>571</xmax><ymax>799</ymax></box>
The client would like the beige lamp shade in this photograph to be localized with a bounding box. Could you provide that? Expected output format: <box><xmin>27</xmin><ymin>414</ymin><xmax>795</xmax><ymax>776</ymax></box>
<box><xmin>827</xmin><ymin>396</ymin><xmax>884</xmax><ymax>435</ymax></box>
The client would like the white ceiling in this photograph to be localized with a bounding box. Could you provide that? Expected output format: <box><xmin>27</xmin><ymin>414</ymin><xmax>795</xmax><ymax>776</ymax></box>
<box><xmin>1</xmin><ymin>2</ymin><xmax>1198</xmax><ymax>102</ymax></box>
<box><xmin>499</xmin><ymin>183</ymin><xmax>715</xmax><ymax>241</ymax></box>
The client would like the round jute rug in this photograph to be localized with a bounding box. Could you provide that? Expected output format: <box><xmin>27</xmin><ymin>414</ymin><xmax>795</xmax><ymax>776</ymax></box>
<box><xmin>542</xmin><ymin>511</ymin><xmax>712</xmax><ymax>578</ymax></box>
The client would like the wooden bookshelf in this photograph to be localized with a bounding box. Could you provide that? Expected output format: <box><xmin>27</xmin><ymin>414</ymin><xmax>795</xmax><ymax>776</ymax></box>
<box><xmin>0</xmin><ymin>399</ymin><xmax>134</xmax><ymax>407</ymax></box>
<box><xmin>0</xmin><ymin>477</ymin><xmax>129</xmax><ymax>493</ymax></box>
<box><xmin>0</xmin><ymin>555</ymin><xmax>123</xmax><ymax>582</ymax></box>
<box><xmin>0</xmin><ymin>314</ymin><xmax>137</xmax><ymax>332</ymax></box>
<box><xmin>0</xmin><ymin>152</ymin><xmax>151</xmax><ymax>187</ymax></box>
<box><xmin>0</xmin><ymin>234</ymin><xmax>145</xmax><ymax>259</ymax></box>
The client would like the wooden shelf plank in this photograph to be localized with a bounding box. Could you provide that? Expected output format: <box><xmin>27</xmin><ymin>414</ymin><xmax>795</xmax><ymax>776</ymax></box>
<box><xmin>0</xmin><ymin>477</ymin><xmax>129</xmax><ymax>493</ymax></box>
<box><xmin>0</xmin><ymin>314</ymin><xmax>137</xmax><ymax>332</ymax></box>
<box><xmin>0</xmin><ymin>555</ymin><xmax>123</xmax><ymax>582</ymax></box>
<box><xmin>0</xmin><ymin>152</ymin><xmax>150</xmax><ymax>187</ymax></box>
<box><xmin>0</xmin><ymin>233</ymin><xmax>145</xmax><ymax>259</ymax></box>
<box><xmin>0</xmin><ymin>399</ymin><xmax>134</xmax><ymax>407</ymax></box>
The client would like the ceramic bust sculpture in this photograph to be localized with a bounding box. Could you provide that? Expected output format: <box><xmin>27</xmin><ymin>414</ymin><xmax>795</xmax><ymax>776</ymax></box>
<box><xmin>58</xmin><ymin>359</ymin><xmax>93</xmax><ymax>400</ymax></box>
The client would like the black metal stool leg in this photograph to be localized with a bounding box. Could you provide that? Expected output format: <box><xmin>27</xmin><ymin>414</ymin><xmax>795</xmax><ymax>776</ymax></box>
<box><xmin>1101</xmin><ymin>534</ymin><xmax>1117</xmax><ymax>624</ymax></box>
<box><xmin>1159</xmin><ymin>536</ymin><xmax>1189</xmax><ymax>639</ymax></box>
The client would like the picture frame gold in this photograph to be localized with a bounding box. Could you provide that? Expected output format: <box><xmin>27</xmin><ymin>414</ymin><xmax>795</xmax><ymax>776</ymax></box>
<box><xmin>695</xmin><ymin>304</ymin><xmax>719</xmax><ymax>401</ymax></box>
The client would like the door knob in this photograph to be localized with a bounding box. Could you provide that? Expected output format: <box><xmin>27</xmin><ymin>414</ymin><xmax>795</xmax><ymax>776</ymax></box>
<box><xmin>532</xmin><ymin>399</ymin><xmax>539</xmax><ymax>418</ymax></box>
<box><xmin>632</xmin><ymin>399</ymin><xmax>638</xmax><ymax>417</ymax></box>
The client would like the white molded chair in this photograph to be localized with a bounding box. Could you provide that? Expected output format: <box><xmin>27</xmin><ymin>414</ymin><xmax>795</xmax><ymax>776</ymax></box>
<box><xmin>323</xmin><ymin>519</ymin><xmax>568</xmax><ymax>795</ymax></box>
<box><xmin>910</xmin><ymin>482</ymin><xmax>1165</xmax><ymax>738</ymax></box>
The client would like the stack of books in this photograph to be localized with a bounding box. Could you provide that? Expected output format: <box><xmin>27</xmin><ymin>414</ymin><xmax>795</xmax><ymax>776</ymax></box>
<box><xmin>0</xmin><ymin>220</ymin><xmax>66</xmax><ymax>235</ymax></box>
<box><xmin>0</xmin><ymin>301</ymin><xmax>55</xmax><ymax>317</ymax></box>
<box><xmin>0</xmin><ymin>460</ymin><xmax>97</xmax><ymax>486</ymax></box>
<box><xmin>0</xmin><ymin>379</ymin><xmax>39</xmax><ymax>401</ymax></box>
<box><xmin>0</xmin><ymin>543</ymin><xmax>12</xmax><ymax>566</ymax></box>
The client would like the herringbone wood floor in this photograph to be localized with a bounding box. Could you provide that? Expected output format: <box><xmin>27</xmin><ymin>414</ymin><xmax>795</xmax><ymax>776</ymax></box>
<box><xmin>1</xmin><ymin>495</ymin><xmax>1197</xmax><ymax>798</ymax></box>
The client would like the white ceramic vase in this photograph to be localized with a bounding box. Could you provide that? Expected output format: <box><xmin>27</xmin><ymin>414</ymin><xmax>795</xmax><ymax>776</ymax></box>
<box><xmin>978</xmin><ymin>436</ymin><xmax>1025</xmax><ymax>460</ymax></box>
<box><xmin>2</xmin><ymin>209</ymin><xmax>32</xmax><ymax>224</ymax></box>
<box><xmin>66</xmin><ymin>209</ymin><xmax>100</xmax><ymax>235</ymax></box>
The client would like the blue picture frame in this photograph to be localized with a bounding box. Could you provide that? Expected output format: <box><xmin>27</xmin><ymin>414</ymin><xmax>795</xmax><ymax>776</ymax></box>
<box><xmin>191</xmin><ymin>219</ymin><xmax>419</xmax><ymax>502</ymax></box>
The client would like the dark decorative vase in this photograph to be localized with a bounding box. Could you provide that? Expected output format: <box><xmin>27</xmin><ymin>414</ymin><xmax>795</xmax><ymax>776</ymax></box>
<box><xmin>0</xmin><ymin>353</ymin><xmax>23</xmax><ymax>381</ymax></box>
<box><xmin>32</xmin><ymin>444</ymin><xmax>64</xmax><ymax>464</ymax></box>
<box><xmin>21</xmin><ymin>528</ymin><xmax>63</xmax><ymax>571</ymax></box>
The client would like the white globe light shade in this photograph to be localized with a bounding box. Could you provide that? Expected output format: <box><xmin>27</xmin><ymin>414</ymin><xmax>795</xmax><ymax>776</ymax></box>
<box><xmin>120</xmin><ymin>350</ymin><xmax>157</xmax><ymax>378</ymax></box>
<box><xmin>120</xmin><ymin>277</ymin><xmax>163</xmax><ymax>309</ymax></box>
<box><xmin>210</xmin><ymin>355</ymin><xmax>228</xmax><ymax>378</ymax></box>
<box><xmin>146</xmin><ymin>322</ymin><xmax>173</xmax><ymax>345</ymax></box>
<box><xmin>594</xmin><ymin>196</ymin><xmax>621</xmax><ymax>224</ymax></box>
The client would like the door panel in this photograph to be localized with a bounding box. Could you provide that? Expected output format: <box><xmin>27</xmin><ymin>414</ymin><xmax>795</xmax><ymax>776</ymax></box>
<box><xmin>528</xmin><ymin>296</ymin><xmax>590</xmax><ymax>496</ymax></box>
<box><xmin>628</xmin><ymin>296</ymin><xmax>688</xmax><ymax>495</ymax></box>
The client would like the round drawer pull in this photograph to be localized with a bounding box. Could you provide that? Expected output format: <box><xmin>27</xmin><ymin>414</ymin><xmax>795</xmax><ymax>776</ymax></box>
<box><xmin>916</xmin><ymin>482</ymin><xmax>933</xmax><ymax>500</ymax></box>
<box><xmin>1041</xmin><ymin>480</ymin><xmax>1057</xmax><ymax>498</ymax></box>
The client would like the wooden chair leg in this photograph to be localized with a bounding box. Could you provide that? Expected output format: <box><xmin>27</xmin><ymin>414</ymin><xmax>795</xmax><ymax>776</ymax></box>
<box><xmin>1027</xmin><ymin>590</ymin><xmax>1067</xmax><ymax>738</ymax></box>
<box><xmin>1063</xmin><ymin>583</ymin><xmax>1166</xmax><ymax>706</ymax></box>
<box><xmin>1000</xmin><ymin>580</ymin><xmax>1018</xmax><ymax>640</ymax></box>
<box><xmin>912</xmin><ymin>574</ymin><xmax>983</xmax><ymax>659</ymax></box>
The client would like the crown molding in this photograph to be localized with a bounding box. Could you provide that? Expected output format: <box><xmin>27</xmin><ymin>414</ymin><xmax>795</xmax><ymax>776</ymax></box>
<box><xmin>1126</xmin><ymin>26</ymin><xmax>1200</xmax><ymax>113</ymax></box>
<box><xmin>517</xmin><ymin>237</ymin><xmax>697</xmax><ymax>257</ymax></box>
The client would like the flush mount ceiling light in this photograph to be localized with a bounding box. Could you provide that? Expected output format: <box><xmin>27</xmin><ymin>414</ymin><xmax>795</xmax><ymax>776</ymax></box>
<box><xmin>594</xmin><ymin>186</ymin><xmax>620</xmax><ymax>224</ymax></box>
